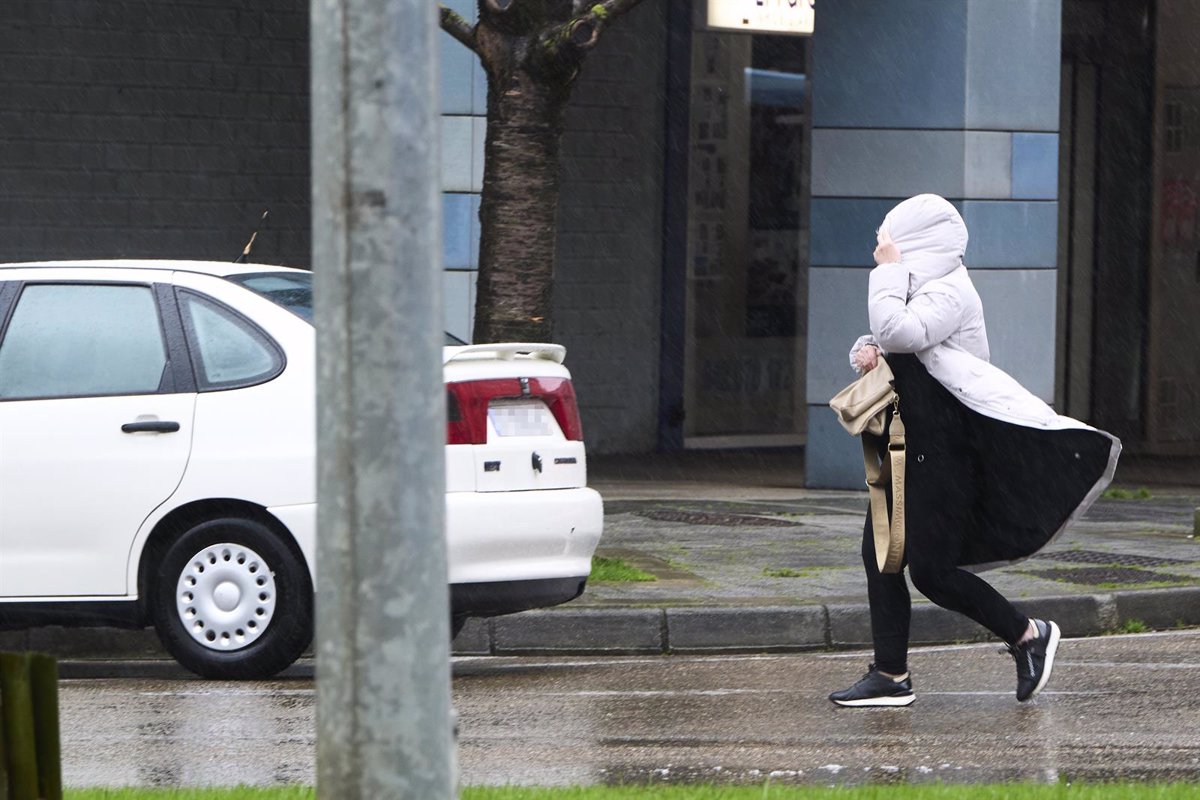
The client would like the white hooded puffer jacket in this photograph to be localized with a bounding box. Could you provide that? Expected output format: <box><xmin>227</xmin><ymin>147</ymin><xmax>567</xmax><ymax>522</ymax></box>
<box><xmin>847</xmin><ymin>194</ymin><xmax>1120</xmax><ymax>562</ymax></box>
<box><xmin>852</xmin><ymin>195</ymin><xmax>1113</xmax><ymax>436</ymax></box>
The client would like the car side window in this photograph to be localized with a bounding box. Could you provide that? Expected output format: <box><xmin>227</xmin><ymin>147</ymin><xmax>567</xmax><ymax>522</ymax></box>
<box><xmin>0</xmin><ymin>283</ymin><xmax>168</xmax><ymax>400</ymax></box>
<box><xmin>178</xmin><ymin>291</ymin><xmax>282</xmax><ymax>390</ymax></box>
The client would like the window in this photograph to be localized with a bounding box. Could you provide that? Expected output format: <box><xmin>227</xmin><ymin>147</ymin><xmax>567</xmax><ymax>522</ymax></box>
<box><xmin>1166</xmin><ymin>102</ymin><xmax>1185</xmax><ymax>153</ymax></box>
<box><xmin>179</xmin><ymin>292</ymin><xmax>282</xmax><ymax>389</ymax></box>
<box><xmin>229</xmin><ymin>270</ymin><xmax>468</xmax><ymax>344</ymax></box>
<box><xmin>228</xmin><ymin>272</ymin><xmax>314</xmax><ymax>322</ymax></box>
<box><xmin>0</xmin><ymin>284</ymin><xmax>168</xmax><ymax>400</ymax></box>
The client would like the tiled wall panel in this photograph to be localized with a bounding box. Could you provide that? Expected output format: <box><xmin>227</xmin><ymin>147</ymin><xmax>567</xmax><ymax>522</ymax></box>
<box><xmin>806</xmin><ymin>0</ymin><xmax>1063</xmax><ymax>487</ymax></box>
<box><xmin>811</xmin><ymin>0</ymin><xmax>968</xmax><ymax>130</ymax></box>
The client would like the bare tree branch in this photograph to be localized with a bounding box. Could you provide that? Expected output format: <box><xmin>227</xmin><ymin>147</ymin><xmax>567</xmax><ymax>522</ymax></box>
<box><xmin>592</xmin><ymin>0</ymin><xmax>646</xmax><ymax>22</ymax></box>
<box><xmin>551</xmin><ymin>0</ymin><xmax>647</xmax><ymax>58</ymax></box>
<box><xmin>439</xmin><ymin>5</ymin><xmax>479</xmax><ymax>53</ymax></box>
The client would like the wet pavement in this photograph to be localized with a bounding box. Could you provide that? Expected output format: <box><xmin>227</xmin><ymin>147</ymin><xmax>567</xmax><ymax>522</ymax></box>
<box><xmin>583</xmin><ymin>450</ymin><xmax>1200</xmax><ymax>608</ymax></box>
<box><xmin>62</xmin><ymin>629</ymin><xmax>1200</xmax><ymax>788</ymax></box>
<box><xmin>30</xmin><ymin>451</ymin><xmax>1200</xmax><ymax>790</ymax></box>
<box><xmin>8</xmin><ymin>450</ymin><xmax>1200</xmax><ymax>662</ymax></box>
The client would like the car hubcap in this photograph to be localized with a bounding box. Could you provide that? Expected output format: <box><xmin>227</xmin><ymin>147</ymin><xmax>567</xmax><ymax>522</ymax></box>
<box><xmin>176</xmin><ymin>543</ymin><xmax>276</xmax><ymax>652</ymax></box>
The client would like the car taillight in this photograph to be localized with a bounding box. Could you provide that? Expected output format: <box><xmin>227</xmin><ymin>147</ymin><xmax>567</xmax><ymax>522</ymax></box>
<box><xmin>446</xmin><ymin>381</ymin><xmax>492</xmax><ymax>445</ymax></box>
<box><xmin>445</xmin><ymin>386</ymin><xmax>474</xmax><ymax>445</ymax></box>
<box><xmin>534</xmin><ymin>377</ymin><xmax>584</xmax><ymax>441</ymax></box>
<box><xmin>445</xmin><ymin>377</ymin><xmax>584</xmax><ymax>444</ymax></box>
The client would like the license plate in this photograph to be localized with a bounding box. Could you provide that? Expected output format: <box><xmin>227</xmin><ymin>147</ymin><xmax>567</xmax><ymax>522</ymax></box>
<box><xmin>488</xmin><ymin>400</ymin><xmax>557</xmax><ymax>437</ymax></box>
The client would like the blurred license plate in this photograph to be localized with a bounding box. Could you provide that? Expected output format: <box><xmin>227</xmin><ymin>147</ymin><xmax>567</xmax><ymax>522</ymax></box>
<box><xmin>489</xmin><ymin>400</ymin><xmax>557</xmax><ymax>437</ymax></box>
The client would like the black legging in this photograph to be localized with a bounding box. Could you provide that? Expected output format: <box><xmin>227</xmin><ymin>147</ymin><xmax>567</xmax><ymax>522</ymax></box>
<box><xmin>864</xmin><ymin>354</ymin><xmax>1028</xmax><ymax>675</ymax></box>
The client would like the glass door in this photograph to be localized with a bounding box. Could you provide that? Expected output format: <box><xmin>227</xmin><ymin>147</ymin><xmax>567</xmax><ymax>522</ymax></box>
<box><xmin>682</xmin><ymin>27</ymin><xmax>809</xmax><ymax>448</ymax></box>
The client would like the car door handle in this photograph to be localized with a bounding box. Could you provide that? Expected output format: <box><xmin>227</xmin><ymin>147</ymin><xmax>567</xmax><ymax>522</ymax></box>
<box><xmin>121</xmin><ymin>420</ymin><xmax>181</xmax><ymax>434</ymax></box>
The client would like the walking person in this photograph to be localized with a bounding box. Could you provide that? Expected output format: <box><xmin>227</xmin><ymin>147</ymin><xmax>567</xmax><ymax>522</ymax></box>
<box><xmin>829</xmin><ymin>194</ymin><xmax>1121</xmax><ymax>707</ymax></box>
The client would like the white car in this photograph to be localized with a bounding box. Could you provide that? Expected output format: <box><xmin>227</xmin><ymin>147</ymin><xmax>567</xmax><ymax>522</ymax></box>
<box><xmin>0</xmin><ymin>260</ymin><xmax>603</xmax><ymax>678</ymax></box>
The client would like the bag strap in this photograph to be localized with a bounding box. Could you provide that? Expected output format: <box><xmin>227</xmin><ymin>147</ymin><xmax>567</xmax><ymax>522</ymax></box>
<box><xmin>883</xmin><ymin>406</ymin><xmax>906</xmax><ymax>573</ymax></box>
<box><xmin>862</xmin><ymin>399</ymin><xmax>906</xmax><ymax>574</ymax></box>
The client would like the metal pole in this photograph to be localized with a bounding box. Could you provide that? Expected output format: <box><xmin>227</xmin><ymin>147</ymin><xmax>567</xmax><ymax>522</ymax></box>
<box><xmin>312</xmin><ymin>0</ymin><xmax>453</xmax><ymax>795</ymax></box>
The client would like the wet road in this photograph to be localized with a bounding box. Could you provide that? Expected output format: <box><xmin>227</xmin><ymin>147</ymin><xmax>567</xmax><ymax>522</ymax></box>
<box><xmin>62</xmin><ymin>630</ymin><xmax>1200</xmax><ymax>787</ymax></box>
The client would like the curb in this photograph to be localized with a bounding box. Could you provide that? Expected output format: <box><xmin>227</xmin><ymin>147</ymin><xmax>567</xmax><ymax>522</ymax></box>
<box><xmin>457</xmin><ymin>588</ymin><xmax>1200</xmax><ymax>656</ymax></box>
<box><xmin>9</xmin><ymin>587</ymin><xmax>1198</xmax><ymax>670</ymax></box>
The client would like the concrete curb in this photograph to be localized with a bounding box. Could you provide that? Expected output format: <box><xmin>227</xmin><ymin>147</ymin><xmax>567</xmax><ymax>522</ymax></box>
<box><xmin>9</xmin><ymin>588</ymin><xmax>1197</xmax><ymax>669</ymax></box>
<box><xmin>457</xmin><ymin>588</ymin><xmax>1200</xmax><ymax>655</ymax></box>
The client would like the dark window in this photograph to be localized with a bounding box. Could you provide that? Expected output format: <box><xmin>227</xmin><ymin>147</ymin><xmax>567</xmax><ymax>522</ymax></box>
<box><xmin>1166</xmin><ymin>102</ymin><xmax>1184</xmax><ymax>153</ymax></box>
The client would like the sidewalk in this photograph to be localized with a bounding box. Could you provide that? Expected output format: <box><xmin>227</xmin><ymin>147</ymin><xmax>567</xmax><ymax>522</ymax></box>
<box><xmin>452</xmin><ymin>449</ymin><xmax>1200</xmax><ymax>656</ymax></box>
<box><xmin>7</xmin><ymin>449</ymin><xmax>1200</xmax><ymax>667</ymax></box>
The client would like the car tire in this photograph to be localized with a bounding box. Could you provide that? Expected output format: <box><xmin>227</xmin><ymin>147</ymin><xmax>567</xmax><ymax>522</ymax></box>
<box><xmin>149</xmin><ymin>517</ymin><xmax>313</xmax><ymax>680</ymax></box>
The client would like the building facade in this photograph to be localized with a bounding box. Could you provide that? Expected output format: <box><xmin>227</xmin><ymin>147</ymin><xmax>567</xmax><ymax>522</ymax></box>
<box><xmin>0</xmin><ymin>0</ymin><xmax>1192</xmax><ymax>480</ymax></box>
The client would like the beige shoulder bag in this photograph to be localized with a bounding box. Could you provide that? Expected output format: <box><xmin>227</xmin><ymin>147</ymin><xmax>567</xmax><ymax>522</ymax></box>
<box><xmin>828</xmin><ymin>357</ymin><xmax>906</xmax><ymax>574</ymax></box>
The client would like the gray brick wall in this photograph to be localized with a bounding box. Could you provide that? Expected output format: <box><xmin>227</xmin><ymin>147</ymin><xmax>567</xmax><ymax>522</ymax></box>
<box><xmin>0</xmin><ymin>1</ymin><xmax>310</xmax><ymax>266</ymax></box>
<box><xmin>554</xmin><ymin>0</ymin><xmax>667</xmax><ymax>454</ymax></box>
<box><xmin>0</xmin><ymin>0</ymin><xmax>667</xmax><ymax>453</ymax></box>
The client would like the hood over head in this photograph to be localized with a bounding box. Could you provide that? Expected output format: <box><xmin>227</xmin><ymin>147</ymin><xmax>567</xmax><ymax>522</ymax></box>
<box><xmin>880</xmin><ymin>194</ymin><xmax>969</xmax><ymax>296</ymax></box>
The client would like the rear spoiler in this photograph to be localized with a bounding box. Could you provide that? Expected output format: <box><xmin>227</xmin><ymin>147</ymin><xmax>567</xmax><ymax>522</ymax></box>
<box><xmin>443</xmin><ymin>343</ymin><xmax>567</xmax><ymax>365</ymax></box>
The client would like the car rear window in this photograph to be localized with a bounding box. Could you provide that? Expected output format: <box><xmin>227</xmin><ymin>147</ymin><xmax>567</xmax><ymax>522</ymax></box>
<box><xmin>229</xmin><ymin>271</ymin><xmax>468</xmax><ymax>345</ymax></box>
<box><xmin>228</xmin><ymin>272</ymin><xmax>314</xmax><ymax>322</ymax></box>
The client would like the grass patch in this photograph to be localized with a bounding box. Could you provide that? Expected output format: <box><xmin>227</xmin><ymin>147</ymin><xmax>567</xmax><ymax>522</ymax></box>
<box><xmin>762</xmin><ymin>567</ymin><xmax>810</xmax><ymax>578</ymax></box>
<box><xmin>1094</xmin><ymin>580</ymin><xmax>1189</xmax><ymax>590</ymax></box>
<box><xmin>1102</xmin><ymin>486</ymin><xmax>1152</xmax><ymax>500</ymax></box>
<box><xmin>66</xmin><ymin>784</ymin><xmax>1200</xmax><ymax>800</ymax></box>
<box><xmin>1118</xmin><ymin>618</ymin><xmax>1150</xmax><ymax>634</ymax></box>
<box><xmin>762</xmin><ymin>565</ymin><xmax>848</xmax><ymax>578</ymax></box>
<box><xmin>590</xmin><ymin>555</ymin><xmax>656</xmax><ymax>582</ymax></box>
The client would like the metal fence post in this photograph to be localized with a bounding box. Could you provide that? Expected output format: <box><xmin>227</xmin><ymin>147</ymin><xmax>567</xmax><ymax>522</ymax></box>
<box><xmin>311</xmin><ymin>0</ymin><xmax>453</xmax><ymax>795</ymax></box>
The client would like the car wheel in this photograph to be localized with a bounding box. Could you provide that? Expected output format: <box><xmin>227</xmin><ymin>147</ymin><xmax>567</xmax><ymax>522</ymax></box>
<box><xmin>149</xmin><ymin>517</ymin><xmax>312</xmax><ymax>679</ymax></box>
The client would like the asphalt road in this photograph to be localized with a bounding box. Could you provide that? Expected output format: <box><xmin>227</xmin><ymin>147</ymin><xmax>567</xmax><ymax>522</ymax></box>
<box><xmin>62</xmin><ymin>629</ymin><xmax>1200</xmax><ymax>788</ymax></box>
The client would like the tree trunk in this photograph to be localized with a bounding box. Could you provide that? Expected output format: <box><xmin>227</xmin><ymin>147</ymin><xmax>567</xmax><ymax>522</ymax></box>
<box><xmin>440</xmin><ymin>0</ymin><xmax>647</xmax><ymax>342</ymax></box>
<box><xmin>473</xmin><ymin>69</ymin><xmax>569</xmax><ymax>343</ymax></box>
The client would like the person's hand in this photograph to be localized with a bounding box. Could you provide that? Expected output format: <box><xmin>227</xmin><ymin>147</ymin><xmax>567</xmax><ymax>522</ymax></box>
<box><xmin>853</xmin><ymin>344</ymin><xmax>880</xmax><ymax>373</ymax></box>
<box><xmin>873</xmin><ymin>230</ymin><xmax>902</xmax><ymax>266</ymax></box>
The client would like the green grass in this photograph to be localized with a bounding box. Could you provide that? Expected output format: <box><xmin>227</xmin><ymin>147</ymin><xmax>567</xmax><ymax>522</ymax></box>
<box><xmin>590</xmin><ymin>555</ymin><xmax>656</xmax><ymax>582</ymax></box>
<box><xmin>1118</xmin><ymin>618</ymin><xmax>1150</xmax><ymax>634</ymax></box>
<box><xmin>1094</xmin><ymin>579</ymin><xmax>1189</xmax><ymax>590</ymax></box>
<box><xmin>762</xmin><ymin>567</ymin><xmax>810</xmax><ymax>578</ymax></box>
<box><xmin>64</xmin><ymin>784</ymin><xmax>1200</xmax><ymax>800</ymax></box>
<box><xmin>1101</xmin><ymin>486</ymin><xmax>1152</xmax><ymax>500</ymax></box>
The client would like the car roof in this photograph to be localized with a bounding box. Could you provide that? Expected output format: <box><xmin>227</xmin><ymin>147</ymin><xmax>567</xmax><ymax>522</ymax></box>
<box><xmin>0</xmin><ymin>259</ymin><xmax>309</xmax><ymax>279</ymax></box>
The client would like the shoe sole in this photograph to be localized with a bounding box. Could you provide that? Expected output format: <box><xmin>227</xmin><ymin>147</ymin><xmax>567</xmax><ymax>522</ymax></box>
<box><xmin>832</xmin><ymin>694</ymin><xmax>915</xmax><ymax>708</ymax></box>
<box><xmin>1026</xmin><ymin>620</ymin><xmax>1061</xmax><ymax>701</ymax></box>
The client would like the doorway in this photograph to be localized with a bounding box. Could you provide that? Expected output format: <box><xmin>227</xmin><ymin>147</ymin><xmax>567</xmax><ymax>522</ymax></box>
<box><xmin>681</xmin><ymin>27</ymin><xmax>810</xmax><ymax>448</ymax></box>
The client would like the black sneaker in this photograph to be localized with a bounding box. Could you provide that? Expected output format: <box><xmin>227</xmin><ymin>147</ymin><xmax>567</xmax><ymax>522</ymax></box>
<box><xmin>829</xmin><ymin>663</ymin><xmax>915</xmax><ymax>707</ymax></box>
<box><xmin>1006</xmin><ymin>618</ymin><xmax>1060</xmax><ymax>702</ymax></box>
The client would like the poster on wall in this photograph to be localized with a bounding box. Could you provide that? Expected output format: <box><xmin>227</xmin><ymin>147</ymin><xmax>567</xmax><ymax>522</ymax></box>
<box><xmin>707</xmin><ymin>0</ymin><xmax>815</xmax><ymax>36</ymax></box>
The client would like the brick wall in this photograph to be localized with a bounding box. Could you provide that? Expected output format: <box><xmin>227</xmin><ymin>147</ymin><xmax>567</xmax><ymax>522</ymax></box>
<box><xmin>0</xmin><ymin>1</ymin><xmax>310</xmax><ymax>266</ymax></box>
<box><xmin>554</xmin><ymin>0</ymin><xmax>667</xmax><ymax>454</ymax></box>
<box><xmin>0</xmin><ymin>0</ymin><xmax>668</xmax><ymax>454</ymax></box>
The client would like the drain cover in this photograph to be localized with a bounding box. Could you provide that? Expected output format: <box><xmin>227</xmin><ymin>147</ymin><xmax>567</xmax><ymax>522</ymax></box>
<box><xmin>1024</xmin><ymin>567</ymin><xmax>1195</xmax><ymax>586</ymax></box>
<box><xmin>634</xmin><ymin>509</ymin><xmax>803</xmax><ymax>527</ymax></box>
<box><xmin>1033</xmin><ymin>550</ymin><xmax>1195</xmax><ymax>568</ymax></box>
